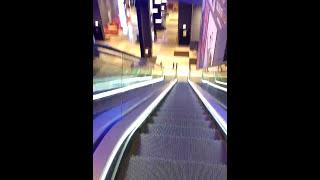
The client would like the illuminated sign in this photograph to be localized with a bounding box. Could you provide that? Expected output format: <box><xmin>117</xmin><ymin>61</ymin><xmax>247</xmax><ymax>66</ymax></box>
<box><xmin>155</xmin><ymin>0</ymin><xmax>161</xmax><ymax>4</ymax></box>
<box><xmin>152</xmin><ymin>8</ymin><xmax>158</xmax><ymax>13</ymax></box>
<box><xmin>183</xmin><ymin>30</ymin><xmax>187</xmax><ymax>37</ymax></box>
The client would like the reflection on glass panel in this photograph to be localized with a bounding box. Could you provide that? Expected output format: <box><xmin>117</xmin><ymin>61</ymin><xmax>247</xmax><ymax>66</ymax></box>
<box><xmin>202</xmin><ymin>63</ymin><xmax>227</xmax><ymax>86</ymax></box>
<box><xmin>93</xmin><ymin>45</ymin><xmax>163</xmax><ymax>94</ymax></box>
<box><xmin>189</xmin><ymin>62</ymin><xmax>227</xmax><ymax>109</ymax></box>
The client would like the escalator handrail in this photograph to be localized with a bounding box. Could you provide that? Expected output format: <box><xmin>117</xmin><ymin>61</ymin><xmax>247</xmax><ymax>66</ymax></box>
<box><xmin>94</xmin><ymin>43</ymin><xmax>162</xmax><ymax>74</ymax></box>
<box><xmin>201</xmin><ymin>79</ymin><xmax>227</xmax><ymax>92</ymax></box>
<box><xmin>95</xmin><ymin>43</ymin><xmax>141</xmax><ymax>60</ymax></box>
<box><xmin>188</xmin><ymin>79</ymin><xmax>227</xmax><ymax>136</ymax></box>
<box><xmin>93</xmin><ymin>79</ymin><xmax>177</xmax><ymax>180</ymax></box>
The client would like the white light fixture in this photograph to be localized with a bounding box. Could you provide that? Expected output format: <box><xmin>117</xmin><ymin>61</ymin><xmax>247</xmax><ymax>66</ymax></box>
<box><xmin>95</xmin><ymin>21</ymin><xmax>99</xmax><ymax>27</ymax></box>
<box><xmin>162</xmin><ymin>0</ymin><xmax>167</xmax><ymax>3</ymax></box>
<box><xmin>183</xmin><ymin>24</ymin><xmax>186</xmax><ymax>29</ymax></box>
<box><xmin>161</xmin><ymin>5</ymin><xmax>165</xmax><ymax>11</ymax></box>
<box><xmin>155</xmin><ymin>19</ymin><xmax>162</xmax><ymax>24</ymax></box>
<box><xmin>183</xmin><ymin>30</ymin><xmax>187</xmax><ymax>37</ymax></box>
<box><xmin>154</xmin><ymin>0</ymin><xmax>161</xmax><ymax>4</ymax></box>
<box><xmin>152</xmin><ymin>8</ymin><xmax>158</xmax><ymax>13</ymax></box>
<box><xmin>145</xmin><ymin>48</ymin><xmax>149</xmax><ymax>55</ymax></box>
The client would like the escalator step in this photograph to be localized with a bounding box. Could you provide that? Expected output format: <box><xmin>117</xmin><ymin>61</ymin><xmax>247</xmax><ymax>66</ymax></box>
<box><xmin>155</xmin><ymin>110</ymin><xmax>206</xmax><ymax>116</ymax></box>
<box><xmin>151</xmin><ymin>118</ymin><xmax>211</xmax><ymax>128</ymax></box>
<box><xmin>147</xmin><ymin>124</ymin><xmax>216</xmax><ymax>139</ymax></box>
<box><xmin>116</xmin><ymin>82</ymin><xmax>227</xmax><ymax>180</ymax></box>
<box><xmin>153</xmin><ymin>113</ymin><xmax>207</xmax><ymax>119</ymax></box>
<box><xmin>157</xmin><ymin>108</ymin><xmax>204</xmax><ymax>114</ymax></box>
<box><xmin>123</xmin><ymin>156</ymin><xmax>227</xmax><ymax>180</ymax></box>
<box><xmin>139</xmin><ymin>134</ymin><xmax>226</xmax><ymax>164</ymax></box>
<box><xmin>159</xmin><ymin>105</ymin><xmax>203</xmax><ymax>110</ymax></box>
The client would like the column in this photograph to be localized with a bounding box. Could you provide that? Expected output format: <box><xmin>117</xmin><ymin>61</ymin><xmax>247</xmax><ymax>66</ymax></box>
<box><xmin>93</xmin><ymin>0</ymin><xmax>104</xmax><ymax>40</ymax></box>
<box><xmin>178</xmin><ymin>2</ymin><xmax>192</xmax><ymax>45</ymax></box>
<box><xmin>136</xmin><ymin>0</ymin><xmax>153</xmax><ymax>58</ymax></box>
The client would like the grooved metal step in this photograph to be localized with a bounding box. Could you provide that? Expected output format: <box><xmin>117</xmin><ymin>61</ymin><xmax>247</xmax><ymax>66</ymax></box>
<box><xmin>154</xmin><ymin>112</ymin><xmax>207</xmax><ymax>119</ymax></box>
<box><xmin>159</xmin><ymin>107</ymin><xmax>203</xmax><ymax>111</ymax></box>
<box><xmin>116</xmin><ymin>82</ymin><xmax>226</xmax><ymax>180</ymax></box>
<box><xmin>151</xmin><ymin>117</ymin><xmax>211</xmax><ymax>128</ymax></box>
<box><xmin>139</xmin><ymin>134</ymin><xmax>226</xmax><ymax>164</ymax></box>
<box><xmin>123</xmin><ymin>156</ymin><xmax>227</xmax><ymax>180</ymax></box>
<box><xmin>147</xmin><ymin>124</ymin><xmax>216</xmax><ymax>139</ymax></box>
<box><xmin>157</xmin><ymin>108</ymin><xmax>205</xmax><ymax>114</ymax></box>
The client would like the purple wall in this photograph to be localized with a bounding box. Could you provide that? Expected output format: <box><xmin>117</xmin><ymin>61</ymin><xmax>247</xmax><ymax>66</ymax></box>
<box><xmin>212</xmin><ymin>0</ymin><xmax>227</xmax><ymax>65</ymax></box>
<box><xmin>197</xmin><ymin>0</ymin><xmax>227</xmax><ymax>68</ymax></box>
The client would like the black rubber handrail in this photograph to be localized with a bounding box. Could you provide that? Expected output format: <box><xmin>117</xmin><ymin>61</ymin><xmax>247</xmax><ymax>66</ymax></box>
<box><xmin>95</xmin><ymin>43</ymin><xmax>141</xmax><ymax>60</ymax></box>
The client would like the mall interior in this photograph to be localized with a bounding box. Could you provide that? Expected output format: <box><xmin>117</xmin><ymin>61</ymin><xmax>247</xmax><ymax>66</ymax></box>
<box><xmin>93</xmin><ymin>0</ymin><xmax>227</xmax><ymax>179</ymax></box>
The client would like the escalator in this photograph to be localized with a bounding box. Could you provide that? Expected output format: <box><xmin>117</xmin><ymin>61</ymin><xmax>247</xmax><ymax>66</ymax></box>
<box><xmin>115</xmin><ymin>82</ymin><xmax>227</xmax><ymax>180</ymax></box>
<box><xmin>198</xmin><ymin>83</ymin><xmax>227</xmax><ymax>110</ymax></box>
